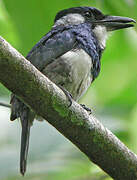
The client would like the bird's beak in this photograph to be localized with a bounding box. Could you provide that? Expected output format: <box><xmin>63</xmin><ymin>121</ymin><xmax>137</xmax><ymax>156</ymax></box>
<box><xmin>94</xmin><ymin>15</ymin><xmax>136</xmax><ymax>31</ymax></box>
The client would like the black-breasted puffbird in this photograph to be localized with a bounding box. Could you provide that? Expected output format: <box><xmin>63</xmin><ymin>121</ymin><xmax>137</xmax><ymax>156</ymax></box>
<box><xmin>10</xmin><ymin>6</ymin><xmax>136</xmax><ymax>175</ymax></box>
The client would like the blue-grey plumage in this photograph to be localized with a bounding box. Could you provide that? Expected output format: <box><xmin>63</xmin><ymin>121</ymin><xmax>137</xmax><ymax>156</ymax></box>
<box><xmin>10</xmin><ymin>6</ymin><xmax>135</xmax><ymax>175</ymax></box>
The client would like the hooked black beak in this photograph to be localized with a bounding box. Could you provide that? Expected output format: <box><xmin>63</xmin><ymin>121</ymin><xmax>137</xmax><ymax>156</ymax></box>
<box><xmin>94</xmin><ymin>15</ymin><xmax>136</xmax><ymax>31</ymax></box>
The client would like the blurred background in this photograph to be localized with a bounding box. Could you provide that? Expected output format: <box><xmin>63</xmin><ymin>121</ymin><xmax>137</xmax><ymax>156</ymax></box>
<box><xmin>0</xmin><ymin>0</ymin><xmax>137</xmax><ymax>180</ymax></box>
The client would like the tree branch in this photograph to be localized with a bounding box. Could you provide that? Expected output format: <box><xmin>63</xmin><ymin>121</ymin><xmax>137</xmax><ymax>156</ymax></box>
<box><xmin>0</xmin><ymin>102</ymin><xmax>11</xmax><ymax>108</ymax></box>
<box><xmin>0</xmin><ymin>36</ymin><xmax>137</xmax><ymax>179</ymax></box>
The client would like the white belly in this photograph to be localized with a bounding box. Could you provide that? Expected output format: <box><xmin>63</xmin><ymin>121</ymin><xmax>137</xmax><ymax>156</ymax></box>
<box><xmin>43</xmin><ymin>49</ymin><xmax>93</xmax><ymax>101</ymax></box>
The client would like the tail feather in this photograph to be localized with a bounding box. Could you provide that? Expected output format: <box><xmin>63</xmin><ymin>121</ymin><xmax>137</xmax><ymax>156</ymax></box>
<box><xmin>20</xmin><ymin>112</ymin><xmax>31</xmax><ymax>176</ymax></box>
<box><xmin>10</xmin><ymin>94</ymin><xmax>35</xmax><ymax>175</ymax></box>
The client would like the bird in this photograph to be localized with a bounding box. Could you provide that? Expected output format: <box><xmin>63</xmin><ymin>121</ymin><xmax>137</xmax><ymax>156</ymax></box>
<box><xmin>10</xmin><ymin>6</ymin><xmax>136</xmax><ymax>175</ymax></box>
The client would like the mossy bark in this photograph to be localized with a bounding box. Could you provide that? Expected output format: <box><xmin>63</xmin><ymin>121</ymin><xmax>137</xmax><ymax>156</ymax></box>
<box><xmin>0</xmin><ymin>36</ymin><xmax>137</xmax><ymax>179</ymax></box>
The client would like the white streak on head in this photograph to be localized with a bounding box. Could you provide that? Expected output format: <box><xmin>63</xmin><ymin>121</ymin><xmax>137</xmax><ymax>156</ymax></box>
<box><xmin>53</xmin><ymin>13</ymin><xmax>85</xmax><ymax>27</ymax></box>
<box><xmin>93</xmin><ymin>25</ymin><xmax>108</xmax><ymax>50</ymax></box>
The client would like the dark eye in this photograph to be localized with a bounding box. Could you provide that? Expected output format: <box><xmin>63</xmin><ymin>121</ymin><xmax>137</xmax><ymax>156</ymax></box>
<box><xmin>85</xmin><ymin>11</ymin><xmax>92</xmax><ymax>18</ymax></box>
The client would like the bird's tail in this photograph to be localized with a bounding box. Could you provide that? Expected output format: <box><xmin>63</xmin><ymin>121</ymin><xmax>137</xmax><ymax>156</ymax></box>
<box><xmin>20</xmin><ymin>109</ymin><xmax>31</xmax><ymax>176</ymax></box>
<box><xmin>10</xmin><ymin>94</ymin><xmax>35</xmax><ymax>175</ymax></box>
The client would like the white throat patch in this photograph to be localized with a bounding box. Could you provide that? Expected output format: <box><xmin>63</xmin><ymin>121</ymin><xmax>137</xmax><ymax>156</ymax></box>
<box><xmin>54</xmin><ymin>13</ymin><xmax>85</xmax><ymax>27</ymax></box>
<box><xmin>93</xmin><ymin>25</ymin><xmax>108</xmax><ymax>50</ymax></box>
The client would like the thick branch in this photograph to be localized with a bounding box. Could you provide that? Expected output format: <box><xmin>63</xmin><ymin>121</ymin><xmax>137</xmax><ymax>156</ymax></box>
<box><xmin>0</xmin><ymin>102</ymin><xmax>11</xmax><ymax>108</ymax></box>
<box><xmin>0</xmin><ymin>36</ymin><xmax>137</xmax><ymax>180</ymax></box>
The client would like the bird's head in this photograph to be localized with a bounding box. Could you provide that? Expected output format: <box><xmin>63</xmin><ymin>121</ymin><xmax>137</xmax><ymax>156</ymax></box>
<box><xmin>54</xmin><ymin>7</ymin><xmax>136</xmax><ymax>49</ymax></box>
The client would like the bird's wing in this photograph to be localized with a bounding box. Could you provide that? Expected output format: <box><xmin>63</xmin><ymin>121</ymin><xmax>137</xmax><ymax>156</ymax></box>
<box><xmin>10</xmin><ymin>26</ymin><xmax>77</xmax><ymax>175</ymax></box>
<box><xmin>26</xmin><ymin>26</ymin><xmax>77</xmax><ymax>70</ymax></box>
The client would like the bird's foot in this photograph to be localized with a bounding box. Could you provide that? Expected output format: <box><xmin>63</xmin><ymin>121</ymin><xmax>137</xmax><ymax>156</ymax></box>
<box><xmin>59</xmin><ymin>86</ymin><xmax>73</xmax><ymax>107</ymax></box>
<box><xmin>80</xmin><ymin>104</ymin><xmax>93</xmax><ymax>114</ymax></box>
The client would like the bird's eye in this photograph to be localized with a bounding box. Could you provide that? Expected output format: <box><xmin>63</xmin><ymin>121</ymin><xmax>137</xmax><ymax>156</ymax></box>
<box><xmin>85</xmin><ymin>11</ymin><xmax>92</xmax><ymax>18</ymax></box>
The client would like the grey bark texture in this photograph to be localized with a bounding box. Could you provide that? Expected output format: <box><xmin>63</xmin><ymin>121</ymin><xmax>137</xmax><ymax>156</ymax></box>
<box><xmin>0</xmin><ymin>36</ymin><xmax>137</xmax><ymax>180</ymax></box>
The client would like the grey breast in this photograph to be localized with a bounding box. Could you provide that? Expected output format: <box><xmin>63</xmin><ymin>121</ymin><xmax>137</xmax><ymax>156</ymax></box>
<box><xmin>42</xmin><ymin>49</ymin><xmax>93</xmax><ymax>101</ymax></box>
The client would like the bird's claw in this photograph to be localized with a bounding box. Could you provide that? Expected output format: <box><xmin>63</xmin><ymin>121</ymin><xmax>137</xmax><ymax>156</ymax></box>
<box><xmin>59</xmin><ymin>86</ymin><xmax>73</xmax><ymax>107</ymax></box>
<box><xmin>80</xmin><ymin>104</ymin><xmax>93</xmax><ymax>114</ymax></box>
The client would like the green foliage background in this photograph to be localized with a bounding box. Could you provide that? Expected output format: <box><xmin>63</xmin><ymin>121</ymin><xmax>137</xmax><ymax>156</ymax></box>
<box><xmin>0</xmin><ymin>0</ymin><xmax>137</xmax><ymax>180</ymax></box>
